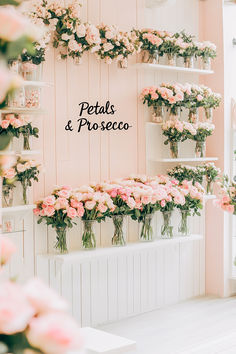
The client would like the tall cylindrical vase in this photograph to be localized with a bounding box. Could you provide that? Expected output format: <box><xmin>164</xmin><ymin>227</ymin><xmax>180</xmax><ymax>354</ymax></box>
<box><xmin>206</xmin><ymin>179</ymin><xmax>214</xmax><ymax>195</ymax></box>
<box><xmin>178</xmin><ymin>210</ymin><xmax>190</xmax><ymax>236</ymax></box>
<box><xmin>23</xmin><ymin>132</ymin><xmax>31</xmax><ymax>150</ymax></box>
<box><xmin>55</xmin><ymin>226</ymin><xmax>68</xmax><ymax>254</ymax></box>
<box><xmin>195</xmin><ymin>141</ymin><xmax>206</xmax><ymax>158</ymax></box>
<box><xmin>201</xmin><ymin>57</ymin><xmax>211</xmax><ymax>71</ymax></box>
<box><xmin>139</xmin><ymin>213</ymin><xmax>154</xmax><ymax>241</ymax></box>
<box><xmin>112</xmin><ymin>215</ymin><xmax>127</xmax><ymax>246</ymax></box>
<box><xmin>21</xmin><ymin>181</ymin><xmax>29</xmax><ymax>205</ymax></box>
<box><xmin>169</xmin><ymin>141</ymin><xmax>179</xmax><ymax>159</ymax></box>
<box><xmin>204</xmin><ymin>107</ymin><xmax>213</xmax><ymax>122</ymax></box>
<box><xmin>161</xmin><ymin>211</ymin><xmax>173</xmax><ymax>238</ymax></box>
<box><xmin>82</xmin><ymin>220</ymin><xmax>96</xmax><ymax>249</ymax></box>
<box><xmin>188</xmin><ymin>108</ymin><xmax>199</xmax><ymax>123</ymax></box>
<box><xmin>184</xmin><ymin>56</ymin><xmax>194</xmax><ymax>69</ymax></box>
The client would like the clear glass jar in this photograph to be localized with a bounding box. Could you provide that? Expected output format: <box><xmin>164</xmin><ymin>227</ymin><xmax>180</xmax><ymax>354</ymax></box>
<box><xmin>112</xmin><ymin>215</ymin><xmax>127</xmax><ymax>246</ymax></box>
<box><xmin>20</xmin><ymin>62</ymin><xmax>43</xmax><ymax>81</ymax></box>
<box><xmin>73</xmin><ymin>57</ymin><xmax>82</xmax><ymax>65</ymax></box>
<box><xmin>169</xmin><ymin>106</ymin><xmax>180</xmax><ymax>120</ymax></box>
<box><xmin>166</xmin><ymin>53</ymin><xmax>177</xmax><ymax>66</ymax></box>
<box><xmin>139</xmin><ymin>213</ymin><xmax>154</xmax><ymax>241</ymax></box>
<box><xmin>195</xmin><ymin>141</ymin><xmax>206</xmax><ymax>158</ymax></box>
<box><xmin>152</xmin><ymin>105</ymin><xmax>164</xmax><ymax>123</ymax></box>
<box><xmin>201</xmin><ymin>57</ymin><xmax>211</xmax><ymax>71</ymax></box>
<box><xmin>82</xmin><ymin>220</ymin><xmax>96</xmax><ymax>249</ymax></box>
<box><xmin>206</xmin><ymin>179</ymin><xmax>214</xmax><ymax>195</ymax></box>
<box><xmin>7</xmin><ymin>87</ymin><xmax>25</xmax><ymax>108</ymax></box>
<box><xmin>161</xmin><ymin>211</ymin><xmax>173</xmax><ymax>239</ymax></box>
<box><xmin>178</xmin><ymin>210</ymin><xmax>190</xmax><ymax>236</ymax></box>
<box><xmin>141</xmin><ymin>50</ymin><xmax>159</xmax><ymax>64</ymax></box>
<box><xmin>204</xmin><ymin>107</ymin><xmax>213</xmax><ymax>122</ymax></box>
<box><xmin>188</xmin><ymin>108</ymin><xmax>199</xmax><ymax>123</ymax></box>
<box><xmin>170</xmin><ymin>141</ymin><xmax>179</xmax><ymax>159</ymax></box>
<box><xmin>8</xmin><ymin>59</ymin><xmax>20</xmax><ymax>75</ymax></box>
<box><xmin>55</xmin><ymin>226</ymin><xmax>68</xmax><ymax>254</ymax></box>
<box><xmin>23</xmin><ymin>132</ymin><xmax>31</xmax><ymax>150</ymax></box>
<box><xmin>25</xmin><ymin>87</ymin><xmax>41</xmax><ymax>109</ymax></box>
<box><xmin>184</xmin><ymin>56</ymin><xmax>194</xmax><ymax>69</ymax></box>
<box><xmin>21</xmin><ymin>180</ymin><xmax>29</xmax><ymax>205</ymax></box>
<box><xmin>117</xmin><ymin>58</ymin><xmax>128</xmax><ymax>69</ymax></box>
<box><xmin>2</xmin><ymin>184</ymin><xmax>14</xmax><ymax>207</ymax></box>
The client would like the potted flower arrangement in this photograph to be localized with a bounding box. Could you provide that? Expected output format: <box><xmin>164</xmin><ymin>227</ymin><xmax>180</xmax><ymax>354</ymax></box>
<box><xmin>2</xmin><ymin>167</ymin><xmax>16</xmax><ymax>207</ymax></box>
<box><xmin>201</xmin><ymin>85</ymin><xmax>221</xmax><ymax>121</ymax></box>
<box><xmin>167</xmin><ymin>164</ymin><xmax>205</xmax><ymax>185</ymax></box>
<box><xmin>14</xmin><ymin>157</ymin><xmax>40</xmax><ymax>204</ymax></box>
<box><xmin>197</xmin><ymin>41</ymin><xmax>217</xmax><ymax>70</ymax></box>
<box><xmin>34</xmin><ymin>186</ymin><xmax>84</xmax><ymax>253</ymax></box>
<box><xmin>76</xmin><ymin>186</ymin><xmax>115</xmax><ymax>249</ymax></box>
<box><xmin>137</xmin><ymin>28</ymin><xmax>163</xmax><ymax>64</ymax></box>
<box><xmin>96</xmin><ymin>25</ymin><xmax>138</xmax><ymax>68</ymax></box>
<box><xmin>215</xmin><ymin>175</ymin><xmax>236</xmax><ymax>214</ymax></box>
<box><xmin>187</xmin><ymin>122</ymin><xmax>215</xmax><ymax>158</ymax></box>
<box><xmin>203</xmin><ymin>162</ymin><xmax>221</xmax><ymax>195</ymax></box>
<box><xmin>176</xmin><ymin>180</ymin><xmax>204</xmax><ymax>236</ymax></box>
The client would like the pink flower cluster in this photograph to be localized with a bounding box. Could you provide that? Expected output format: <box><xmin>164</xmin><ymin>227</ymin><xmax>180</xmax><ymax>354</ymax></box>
<box><xmin>0</xmin><ymin>278</ymin><xmax>83</xmax><ymax>353</ymax></box>
<box><xmin>215</xmin><ymin>179</ymin><xmax>236</xmax><ymax>214</ymax></box>
<box><xmin>0</xmin><ymin>113</ymin><xmax>31</xmax><ymax>130</ymax></box>
<box><xmin>162</xmin><ymin>118</ymin><xmax>197</xmax><ymax>136</ymax></box>
<box><xmin>140</xmin><ymin>83</ymin><xmax>184</xmax><ymax>106</ymax></box>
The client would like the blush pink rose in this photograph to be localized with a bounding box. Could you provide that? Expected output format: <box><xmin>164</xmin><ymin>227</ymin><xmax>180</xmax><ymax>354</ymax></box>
<box><xmin>43</xmin><ymin>195</ymin><xmax>56</xmax><ymax>206</ymax></box>
<box><xmin>33</xmin><ymin>208</ymin><xmax>41</xmax><ymax>216</ymax></box>
<box><xmin>70</xmin><ymin>198</ymin><xmax>80</xmax><ymax>208</ymax></box>
<box><xmin>161</xmin><ymin>200</ymin><xmax>166</xmax><ymax>208</ymax></box>
<box><xmin>85</xmin><ymin>200</ymin><xmax>96</xmax><ymax>210</ymax></box>
<box><xmin>55</xmin><ymin>197</ymin><xmax>69</xmax><ymax>210</ymax></box>
<box><xmin>0</xmin><ymin>281</ymin><xmax>35</xmax><ymax>335</ymax></box>
<box><xmin>43</xmin><ymin>206</ymin><xmax>55</xmax><ymax>217</ymax></box>
<box><xmin>67</xmin><ymin>207</ymin><xmax>77</xmax><ymax>218</ymax></box>
<box><xmin>1</xmin><ymin>120</ymin><xmax>10</xmax><ymax>129</ymax></box>
<box><xmin>16</xmin><ymin>163</ymin><xmax>26</xmax><ymax>173</ymax></box>
<box><xmin>24</xmin><ymin>278</ymin><xmax>68</xmax><ymax>314</ymax></box>
<box><xmin>27</xmin><ymin>313</ymin><xmax>83</xmax><ymax>354</ymax></box>
<box><xmin>57</xmin><ymin>189</ymin><xmax>70</xmax><ymax>199</ymax></box>
<box><xmin>2</xmin><ymin>167</ymin><xmax>16</xmax><ymax>179</ymax></box>
<box><xmin>77</xmin><ymin>204</ymin><xmax>85</xmax><ymax>217</ymax></box>
<box><xmin>97</xmin><ymin>203</ymin><xmax>108</xmax><ymax>213</ymax></box>
<box><xmin>110</xmin><ymin>189</ymin><xmax>117</xmax><ymax>198</ymax></box>
<box><xmin>0</xmin><ymin>237</ymin><xmax>16</xmax><ymax>266</ymax></box>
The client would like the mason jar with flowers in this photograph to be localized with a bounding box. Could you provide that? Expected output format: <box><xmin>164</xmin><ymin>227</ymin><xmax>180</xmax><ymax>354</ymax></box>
<box><xmin>203</xmin><ymin>162</ymin><xmax>221</xmax><ymax>195</ymax></box>
<box><xmin>176</xmin><ymin>31</ymin><xmax>198</xmax><ymax>68</ymax></box>
<box><xmin>183</xmin><ymin>83</ymin><xmax>204</xmax><ymax>123</ymax></box>
<box><xmin>34</xmin><ymin>186</ymin><xmax>84</xmax><ymax>253</ymax></box>
<box><xmin>158</xmin><ymin>34</ymin><xmax>181</xmax><ymax>66</ymax></box>
<box><xmin>137</xmin><ymin>29</ymin><xmax>163</xmax><ymax>64</ymax></box>
<box><xmin>14</xmin><ymin>157</ymin><xmax>40</xmax><ymax>205</ymax></box>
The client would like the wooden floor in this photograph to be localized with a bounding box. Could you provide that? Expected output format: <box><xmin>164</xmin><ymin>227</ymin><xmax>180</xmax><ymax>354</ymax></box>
<box><xmin>99</xmin><ymin>296</ymin><xmax>236</xmax><ymax>354</ymax></box>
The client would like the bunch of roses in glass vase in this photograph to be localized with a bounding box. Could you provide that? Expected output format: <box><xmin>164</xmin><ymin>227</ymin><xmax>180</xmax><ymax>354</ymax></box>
<box><xmin>215</xmin><ymin>175</ymin><xmax>236</xmax><ymax>214</ymax></box>
<box><xmin>201</xmin><ymin>85</ymin><xmax>221</xmax><ymax>121</ymax></box>
<box><xmin>96</xmin><ymin>24</ymin><xmax>139</xmax><ymax>68</ymax></box>
<box><xmin>162</xmin><ymin>119</ymin><xmax>196</xmax><ymax>158</ymax></box>
<box><xmin>2</xmin><ymin>167</ymin><xmax>16</xmax><ymax>207</ymax></box>
<box><xmin>176</xmin><ymin>180</ymin><xmax>204</xmax><ymax>236</ymax></box>
<box><xmin>182</xmin><ymin>83</ymin><xmax>205</xmax><ymax>123</ymax></box>
<box><xmin>203</xmin><ymin>162</ymin><xmax>221</xmax><ymax>195</ymax></box>
<box><xmin>175</xmin><ymin>31</ymin><xmax>198</xmax><ymax>68</ymax></box>
<box><xmin>140</xmin><ymin>85</ymin><xmax>166</xmax><ymax>123</ymax></box>
<box><xmin>76</xmin><ymin>185</ymin><xmax>115</xmax><ymax>249</ymax></box>
<box><xmin>186</xmin><ymin>121</ymin><xmax>215</xmax><ymax>158</ymax></box>
<box><xmin>159</xmin><ymin>83</ymin><xmax>185</xmax><ymax>118</ymax></box>
<box><xmin>158</xmin><ymin>32</ymin><xmax>182</xmax><ymax>66</ymax></box>
<box><xmin>34</xmin><ymin>186</ymin><xmax>84</xmax><ymax>253</ymax></box>
<box><xmin>197</xmin><ymin>41</ymin><xmax>217</xmax><ymax>70</ymax></box>
<box><xmin>167</xmin><ymin>164</ymin><xmax>205</xmax><ymax>185</ymax></box>
<box><xmin>14</xmin><ymin>157</ymin><xmax>40</xmax><ymax>205</ymax></box>
<box><xmin>136</xmin><ymin>28</ymin><xmax>163</xmax><ymax>64</ymax></box>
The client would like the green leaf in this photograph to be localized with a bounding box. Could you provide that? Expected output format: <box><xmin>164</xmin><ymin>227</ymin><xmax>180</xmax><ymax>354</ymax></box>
<box><xmin>0</xmin><ymin>0</ymin><xmax>20</xmax><ymax>5</ymax></box>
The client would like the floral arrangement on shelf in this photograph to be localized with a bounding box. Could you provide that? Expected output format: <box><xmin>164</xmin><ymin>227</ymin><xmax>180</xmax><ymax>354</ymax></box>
<box><xmin>175</xmin><ymin>31</ymin><xmax>198</xmax><ymax>68</ymax></box>
<box><xmin>136</xmin><ymin>28</ymin><xmax>163</xmax><ymax>64</ymax></box>
<box><xmin>167</xmin><ymin>164</ymin><xmax>205</xmax><ymax>185</ymax></box>
<box><xmin>2</xmin><ymin>167</ymin><xmax>16</xmax><ymax>207</ymax></box>
<box><xmin>187</xmin><ymin>122</ymin><xmax>215</xmax><ymax>158</ymax></box>
<box><xmin>197</xmin><ymin>41</ymin><xmax>217</xmax><ymax>70</ymax></box>
<box><xmin>0</xmin><ymin>113</ymin><xmax>39</xmax><ymax>150</ymax></box>
<box><xmin>203</xmin><ymin>162</ymin><xmax>221</xmax><ymax>195</ymax></box>
<box><xmin>200</xmin><ymin>85</ymin><xmax>221</xmax><ymax>121</ymax></box>
<box><xmin>0</xmin><ymin>237</ymin><xmax>84</xmax><ymax>354</ymax></box>
<box><xmin>157</xmin><ymin>31</ymin><xmax>182</xmax><ymax>66</ymax></box>
<box><xmin>215</xmin><ymin>175</ymin><xmax>236</xmax><ymax>214</ymax></box>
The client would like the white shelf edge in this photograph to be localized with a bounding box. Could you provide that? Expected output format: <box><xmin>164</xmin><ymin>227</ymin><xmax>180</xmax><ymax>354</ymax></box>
<box><xmin>22</xmin><ymin>81</ymin><xmax>53</xmax><ymax>87</ymax></box>
<box><xmin>1</xmin><ymin>204</ymin><xmax>35</xmax><ymax>213</ymax></box>
<box><xmin>38</xmin><ymin>234</ymin><xmax>203</xmax><ymax>262</ymax></box>
<box><xmin>149</xmin><ymin>157</ymin><xmax>219</xmax><ymax>163</ymax></box>
<box><xmin>136</xmin><ymin>63</ymin><xmax>214</xmax><ymax>75</ymax></box>
<box><xmin>0</xmin><ymin>108</ymin><xmax>45</xmax><ymax>115</ymax></box>
<box><xmin>0</xmin><ymin>150</ymin><xmax>41</xmax><ymax>156</ymax></box>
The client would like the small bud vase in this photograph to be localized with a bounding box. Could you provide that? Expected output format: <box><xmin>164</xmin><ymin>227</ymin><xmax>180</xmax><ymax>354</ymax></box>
<box><xmin>82</xmin><ymin>220</ymin><xmax>96</xmax><ymax>249</ymax></box>
<box><xmin>204</xmin><ymin>107</ymin><xmax>213</xmax><ymax>122</ymax></box>
<box><xmin>112</xmin><ymin>215</ymin><xmax>127</xmax><ymax>246</ymax></box>
<box><xmin>169</xmin><ymin>141</ymin><xmax>179</xmax><ymax>159</ymax></box>
<box><xmin>141</xmin><ymin>50</ymin><xmax>159</xmax><ymax>64</ymax></box>
<box><xmin>195</xmin><ymin>141</ymin><xmax>206</xmax><ymax>158</ymax></box>
<box><xmin>178</xmin><ymin>210</ymin><xmax>190</xmax><ymax>236</ymax></box>
<box><xmin>139</xmin><ymin>213</ymin><xmax>154</xmax><ymax>241</ymax></box>
<box><xmin>161</xmin><ymin>211</ymin><xmax>173</xmax><ymax>239</ymax></box>
<box><xmin>152</xmin><ymin>105</ymin><xmax>164</xmax><ymax>123</ymax></box>
<box><xmin>184</xmin><ymin>56</ymin><xmax>194</xmax><ymax>69</ymax></box>
<box><xmin>188</xmin><ymin>108</ymin><xmax>199</xmax><ymax>123</ymax></box>
<box><xmin>55</xmin><ymin>226</ymin><xmax>68</xmax><ymax>254</ymax></box>
<box><xmin>206</xmin><ymin>179</ymin><xmax>214</xmax><ymax>195</ymax></box>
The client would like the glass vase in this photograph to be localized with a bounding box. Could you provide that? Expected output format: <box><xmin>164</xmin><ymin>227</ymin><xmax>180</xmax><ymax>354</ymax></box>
<box><xmin>2</xmin><ymin>185</ymin><xmax>14</xmax><ymax>207</ymax></box>
<box><xmin>206</xmin><ymin>179</ymin><xmax>214</xmax><ymax>195</ymax></box>
<box><xmin>201</xmin><ymin>57</ymin><xmax>211</xmax><ymax>71</ymax></box>
<box><xmin>161</xmin><ymin>211</ymin><xmax>173</xmax><ymax>239</ymax></box>
<box><xmin>20</xmin><ymin>62</ymin><xmax>43</xmax><ymax>81</ymax></box>
<box><xmin>166</xmin><ymin>53</ymin><xmax>177</xmax><ymax>66</ymax></box>
<box><xmin>23</xmin><ymin>132</ymin><xmax>31</xmax><ymax>150</ymax></box>
<box><xmin>117</xmin><ymin>58</ymin><xmax>128</xmax><ymax>69</ymax></box>
<box><xmin>7</xmin><ymin>87</ymin><xmax>25</xmax><ymax>108</ymax></box>
<box><xmin>112</xmin><ymin>215</ymin><xmax>127</xmax><ymax>246</ymax></box>
<box><xmin>82</xmin><ymin>220</ymin><xmax>96</xmax><ymax>249</ymax></box>
<box><xmin>169</xmin><ymin>106</ymin><xmax>180</xmax><ymax>120</ymax></box>
<box><xmin>195</xmin><ymin>141</ymin><xmax>206</xmax><ymax>158</ymax></box>
<box><xmin>21</xmin><ymin>181</ymin><xmax>29</xmax><ymax>205</ymax></box>
<box><xmin>8</xmin><ymin>59</ymin><xmax>20</xmax><ymax>75</ymax></box>
<box><xmin>178</xmin><ymin>210</ymin><xmax>190</xmax><ymax>236</ymax></box>
<box><xmin>141</xmin><ymin>50</ymin><xmax>159</xmax><ymax>64</ymax></box>
<box><xmin>25</xmin><ymin>87</ymin><xmax>41</xmax><ymax>109</ymax></box>
<box><xmin>188</xmin><ymin>108</ymin><xmax>199</xmax><ymax>123</ymax></box>
<box><xmin>170</xmin><ymin>141</ymin><xmax>179</xmax><ymax>159</ymax></box>
<box><xmin>55</xmin><ymin>226</ymin><xmax>68</xmax><ymax>254</ymax></box>
<box><xmin>184</xmin><ymin>56</ymin><xmax>194</xmax><ymax>69</ymax></box>
<box><xmin>139</xmin><ymin>213</ymin><xmax>154</xmax><ymax>242</ymax></box>
<box><xmin>204</xmin><ymin>107</ymin><xmax>213</xmax><ymax>122</ymax></box>
<box><xmin>152</xmin><ymin>105</ymin><xmax>164</xmax><ymax>123</ymax></box>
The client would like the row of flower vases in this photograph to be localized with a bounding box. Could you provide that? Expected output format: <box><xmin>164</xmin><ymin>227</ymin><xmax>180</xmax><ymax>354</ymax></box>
<box><xmin>152</xmin><ymin>106</ymin><xmax>213</xmax><ymax>124</ymax></box>
<box><xmin>2</xmin><ymin>182</ymin><xmax>30</xmax><ymax>207</ymax></box>
<box><xmin>54</xmin><ymin>210</ymin><xmax>193</xmax><ymax>254</ymax></box>
<box><xmin>7</xmin><ymin>86</ymin><xmax>42</xmax><ymax>110</ymax></box>
<box><xmin>141</xmin><ymin>51</ymin><xmax>212</xmax><ymax>71</ymax></box>
<box><xmin>9</xmin><ymin>60</ymin><xmax>43</xmax><ymax>81</ymax></box>
<box><xmin>169</xmin><ymin>140</ymin><xmax>206</xmax><ymax>159</ymax></box>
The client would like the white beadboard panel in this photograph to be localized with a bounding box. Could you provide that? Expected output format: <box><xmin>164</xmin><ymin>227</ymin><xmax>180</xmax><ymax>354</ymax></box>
<box><xmin>36</xmin><ymin>235</ymin><xmax>204</xmax><ymax>327</ymax></box>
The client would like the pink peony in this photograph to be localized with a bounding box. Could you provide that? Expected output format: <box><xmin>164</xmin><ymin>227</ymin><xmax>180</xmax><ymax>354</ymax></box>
<box><xmin>67</xmin><ymin>207</ymin><xmax>77</xmax><ymax>218</ymax></box>
<box><xmin>27</xmin><ymin>313</ymin><xmax>83</xmax><ymax>354</ymax></box>
<box><xmin>43</xmin><ymin>206</ymin><xmax>55</xmax><ymax>217</ymax></box>
<box><xmin>0</xmin><ymin>237</ymin><xmax>16</xmax><ymax>266</ymax></box>
<box><xmin>0</xmin><ymin>120</ymin><xmax>10</xmax><ymax>129</ymax></box>
<box><xmin>0</xmin><ymin>281</ymin><xmax>35</xmax><ymax>334</ymax></box>
<box><xmin>24</xmin><ymin>278</ymin><xmax>68</xmax><ymax>314</ymax></box>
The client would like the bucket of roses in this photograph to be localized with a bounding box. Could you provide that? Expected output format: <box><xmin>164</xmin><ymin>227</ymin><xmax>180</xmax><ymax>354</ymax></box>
<box><xmin>34</xmin><ymin>186</ymin><xmax>84</xmax><ymax>254</ymax></box>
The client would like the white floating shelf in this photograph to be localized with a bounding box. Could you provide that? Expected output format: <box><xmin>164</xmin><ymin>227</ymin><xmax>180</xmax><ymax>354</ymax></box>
<box><xmin>151</xmin><ymin>157</ymin><xmax>219</xmax><ymax>163</ymax></box>
<box><xmin>1</xmin><ymin>204</ymin><xmax>35</xmax><ymax>214</ymax></box>
<box><xmin>23</xmin><ymin>81</ymin><xmax>53</xmax><ymax>87</ymax></box>
<box><xmin>137</xmin><ymin>63</ymin><xmax>214</xmax><ymax>75</ymax></box>
<box><xmin>0</xmin><ymin>108</ymin><xmax>45</xmax><ymax>115</ymax></box>
<box><xmin>0</xmin><ymin>150</ymin><xmax>41</xmax><ymax>156</ymax></box>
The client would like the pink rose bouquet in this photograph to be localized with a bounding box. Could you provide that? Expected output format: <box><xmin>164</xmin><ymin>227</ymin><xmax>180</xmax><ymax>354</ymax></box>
<box><xmin>137</xmin><ymin>28</ymin><xmax>163</xmax><ymax>64</ymax></box>
<box><xmin>200</xmin><ymin>85</ymin><xmax>221</xmax><ymax>121</ymax></box>
<box><xmin>185</xmin><ymin>121</ymin><xmax>215</xmax><ymax>158</ymax></box>
<box><xmin>215</xmin><ymin>175</ymin><xmax>236</xmax><ymax>214</ymax></box>
<box><xmin>203</xmin><ymin>162</ymin><xmax>221</xmax><ymax>195</ymax></box>
<box><xmin>2</xmin><ymin>166</ymin><xmax>17</xmax><ymax>207</ymax></box>
<box><xmin>35</xmin><ymin>186</ymin><xmax>84</xmax><ymax>253</ymax></box>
